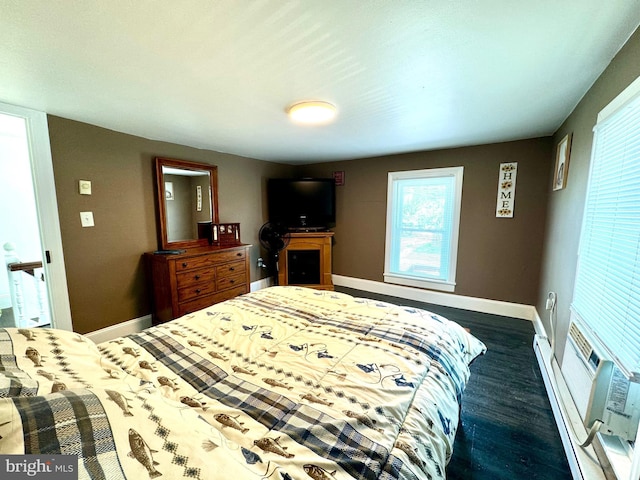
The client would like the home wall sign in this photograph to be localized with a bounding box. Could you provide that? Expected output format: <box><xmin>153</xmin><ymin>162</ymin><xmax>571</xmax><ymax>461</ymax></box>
<box><xmin>496</xmin><ymin>162</ymin><xmax>517</xmax><ymax>218</ymax></box>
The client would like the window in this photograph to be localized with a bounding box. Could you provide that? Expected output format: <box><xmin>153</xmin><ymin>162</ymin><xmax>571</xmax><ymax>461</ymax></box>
<box><xmin>384</xmin><ymin>167</ymin><xmax>463</xmax><ymax>292</ymax></box>
<box><xmin>571</xmin><ymin>78</ymin><xmax>640</xmax><ymax>382</ymax></box>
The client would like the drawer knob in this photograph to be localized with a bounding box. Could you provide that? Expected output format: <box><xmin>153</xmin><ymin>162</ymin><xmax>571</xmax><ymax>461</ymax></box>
<box><xmin>182</xmin><ymin>262</ymin><xmax>188</xmax><ymax>268</ymax></box>
<box><xmin>229</xmin><ymin>267</ymin><xmax>235</xmax><ymax>272</ymax></box>
<box><xmin>230</xmin><ymin>279</ymin><xmax>235</xmax><ymax>284</ymax></box>
<box><xmin>195</xmin><ymin>289</ymin><xmax>201</xmax><ymax>294</ymax></box>
<box><xmin>194</xmin><ymin>275</ymin><xmax>200</xmax><ymax>280</ymax></box>
<box><xmin>236</xmin><ymin>253</ymin><xmax>242</xmax><ymax>257</ymax></box>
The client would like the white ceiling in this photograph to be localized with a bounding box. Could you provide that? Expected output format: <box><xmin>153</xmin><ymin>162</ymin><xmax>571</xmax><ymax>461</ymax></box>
<box><xmin>1</xmin><ymin>1</ymin><xmax>639</xmax><ymax>165</ymax></box>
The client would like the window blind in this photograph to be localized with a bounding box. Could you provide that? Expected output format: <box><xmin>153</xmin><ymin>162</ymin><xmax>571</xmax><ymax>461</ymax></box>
<box><xmin>571</xmin><ymin>90</ymin><xmax>640</xmax><ymax>382</ymax></box>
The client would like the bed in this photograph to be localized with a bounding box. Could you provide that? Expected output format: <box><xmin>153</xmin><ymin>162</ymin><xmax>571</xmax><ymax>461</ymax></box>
<box><xmin>0</xmin><ymin>286</ymin><xmax>485</xmax><ymax>480</ymax></box>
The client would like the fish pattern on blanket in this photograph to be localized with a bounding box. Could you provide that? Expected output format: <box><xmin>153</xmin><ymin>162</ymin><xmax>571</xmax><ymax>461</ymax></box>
<box><xmin>0</xmin><ymin>286</ymin><xmax>486</xmax><ymax>480</ymax></box>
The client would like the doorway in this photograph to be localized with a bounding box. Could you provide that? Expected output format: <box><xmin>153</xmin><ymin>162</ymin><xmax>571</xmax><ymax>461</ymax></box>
<box><xmin>0</xmin><ymin>102</ymin><xmax>72</xmax><ymax>331</ymax></box>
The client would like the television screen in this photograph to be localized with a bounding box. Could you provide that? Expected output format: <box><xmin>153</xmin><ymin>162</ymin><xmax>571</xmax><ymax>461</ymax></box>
<box><xmin>268</xmin><ymin>178</ymin><xmax>336</xmax><ymax>230</ymax></box>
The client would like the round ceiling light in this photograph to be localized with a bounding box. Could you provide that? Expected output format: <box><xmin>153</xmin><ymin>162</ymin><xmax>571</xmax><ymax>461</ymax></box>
<box><xmin>287</xmin><ymin>101</ymin><xmax>337</xmax><ymax>124</ymax></box>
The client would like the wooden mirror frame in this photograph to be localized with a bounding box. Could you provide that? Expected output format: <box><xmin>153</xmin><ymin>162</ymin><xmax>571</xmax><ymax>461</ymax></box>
<box><xmin>155</xmin><ymin>157</ymin><xmax>220</xmax><ymax>250</ymax></box>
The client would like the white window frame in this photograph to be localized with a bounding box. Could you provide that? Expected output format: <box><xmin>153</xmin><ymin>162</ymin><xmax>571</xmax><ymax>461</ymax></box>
<box><xmin>383</xmin><ymin>167</ymin><xmax>463</xmax><ymax>293</ymax></box>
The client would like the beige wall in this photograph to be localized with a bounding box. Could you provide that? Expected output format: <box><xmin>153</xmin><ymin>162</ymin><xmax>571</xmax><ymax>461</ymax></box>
<box><xmin>538</xmin><ymin>27</ymin><xmax>640</xmax><ymax>361</ymax></box>
<box><xmin>48</xmin><ymin>116</ymin><xmax>293</xmax><ymax>334</ymax></box>
<box><xmin>299</xmin><ymin>138</ymin><xmax>553</xmax><ymax>305</ymax></box>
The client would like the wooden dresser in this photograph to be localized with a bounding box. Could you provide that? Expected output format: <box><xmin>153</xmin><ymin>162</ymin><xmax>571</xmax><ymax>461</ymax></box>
<box><xmin>145</xmin><ymin>244</ymin><xmax>250</xmax><ymax>324</ymax></box>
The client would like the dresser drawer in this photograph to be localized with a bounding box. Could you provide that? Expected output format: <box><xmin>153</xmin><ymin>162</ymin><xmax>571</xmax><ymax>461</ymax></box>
<box><xmin>214</xmin><ymin>249</ymin><xmax>247</xmax><ymax>264</ymax></box>
<box><xmin>177</xmin><ymin>285</ymin><xmax>247</xmax><ymax>317</ymax></box>
<box><xmin>177</xmin><ymin>280</ymin><xmax>217</xmax><ymax>302</ymax></box>
<box><xmin>216</xmin><ymin>271</ymin><xmax>246</xmax><ymax>290</ymax></box>
<box><xmin>173</xmin><ymin>248</ymin><xmax>246</xmax><ymax>272</ymax></box>
<box><xmin>174</xmin><ymin>255</ymin><xmax>218</xmax><ymax>272</ymax></box>
<box><xmin>176</xmin><ymin>268</ymin><xmax>216</xmax><ymax>290</ymax></box>
<box><xmin>216</xmin><ymin>260</ymin><xmax>245</xmax><ymax>277</ymax></box>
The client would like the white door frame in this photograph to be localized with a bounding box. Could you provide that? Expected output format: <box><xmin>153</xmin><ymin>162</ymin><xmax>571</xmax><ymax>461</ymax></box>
<box><xmin>1</xmin><ymin>102</ymin><xmax>73</xmax><ymax>331</ymax></box>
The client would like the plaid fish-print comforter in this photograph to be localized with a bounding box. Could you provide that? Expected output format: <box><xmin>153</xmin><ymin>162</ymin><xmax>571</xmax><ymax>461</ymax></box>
<box><xmin>0</xmin><ymin>286</ymin><xmax>486</xmax><ymax>480</ymax></box>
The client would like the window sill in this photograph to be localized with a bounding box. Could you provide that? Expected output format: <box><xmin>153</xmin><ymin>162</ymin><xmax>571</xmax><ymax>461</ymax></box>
<box><xmin>383</xmin><ymin>273</ymin><xmax>455</xmax><ymax>293</ymax></box>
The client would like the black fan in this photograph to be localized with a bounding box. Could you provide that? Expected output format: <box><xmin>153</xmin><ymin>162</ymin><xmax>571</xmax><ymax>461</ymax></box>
<box><xmin>259</xmin><ymin>222</ymin><xmax>291</xmax><ymax>285</ymax></box>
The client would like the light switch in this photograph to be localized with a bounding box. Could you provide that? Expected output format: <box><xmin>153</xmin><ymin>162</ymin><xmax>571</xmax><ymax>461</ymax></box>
<box><xmin>80</xmin><ymin>211</ymin><xmax>94</xmax><ymax>227</ymax></box>
<box><xmin>79</xmin><ymin>180</ymin><xmax>92</xmax><ymax>195</ymax></box>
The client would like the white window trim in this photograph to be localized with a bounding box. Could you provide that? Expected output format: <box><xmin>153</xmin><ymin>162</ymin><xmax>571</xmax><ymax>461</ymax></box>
<box><xmin>383</xmin><ymin>166</ymin><xmax>464</xmax><ymax>293</ymax></box>
<box><xmin>597</xmin><ymin>74</ymin><xmax>640</xmax><ymax>124</ymax></box>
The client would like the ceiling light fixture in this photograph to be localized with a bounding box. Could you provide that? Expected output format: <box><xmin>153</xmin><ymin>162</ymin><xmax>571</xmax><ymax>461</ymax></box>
<box><xmin>287</xmin><ymin>101</ymin><xmax>337</xmax><ymax>124</ymax></box>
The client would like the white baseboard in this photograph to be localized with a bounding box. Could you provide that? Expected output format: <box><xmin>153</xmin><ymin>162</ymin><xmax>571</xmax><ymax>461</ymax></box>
<box><xmin>251</xmin><ymin>277</ymin><xmax>273</xmax><ymax>292</ymax></box>
<box><xmin>532</xmin><ymin>308</ymin><xmax>550</xmax><ymax>338</ymax></box>
<box><xmin>85</xmin><ymin>314</ymin><xmax>152</xmax><ymax>344</ymax></box>
<box><xmin>332</xmin><ymin>274</ymin><xmax>537</xmax><ymax>321</ymax></box>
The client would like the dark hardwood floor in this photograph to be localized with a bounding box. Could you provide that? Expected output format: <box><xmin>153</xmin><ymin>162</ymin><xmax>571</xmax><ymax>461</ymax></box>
<box><xmin>335</xmin><ymin>287</ymin><xmax>572</xmax><ymax>480</ymax></box>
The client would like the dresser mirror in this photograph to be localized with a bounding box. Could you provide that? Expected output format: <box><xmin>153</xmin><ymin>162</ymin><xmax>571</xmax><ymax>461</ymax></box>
<box><xmin>155</xmin><ymin>157</ymin><xmax>219</xmax><ymax>250</ymax></box>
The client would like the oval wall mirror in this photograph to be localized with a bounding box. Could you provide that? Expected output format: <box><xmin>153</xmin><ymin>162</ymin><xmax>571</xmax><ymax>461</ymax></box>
<box><xmin>155</xmin><ymin>157</ymin><xmax>219</xmax><ymax>250</ymax></box>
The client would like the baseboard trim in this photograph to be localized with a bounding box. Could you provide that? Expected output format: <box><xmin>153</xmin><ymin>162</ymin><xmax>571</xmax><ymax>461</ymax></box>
<box><xmin>251</xmin><ymin>277</ymin><xmax>273</xmax><ymax>292</ymax></box>
<box><xmin>532</xmin><ymin>308</ymin><xmax>549</xmax><ymax>338</ymax></box>
<box><xmin>85</xmin><ymin>315</ymin><xmax>152</xmax><ymax>344</ymax></box>
<box><xmin>332</xmin><ymin>274</ymin><xmax>537</xmax><ymax>321</ymax></box>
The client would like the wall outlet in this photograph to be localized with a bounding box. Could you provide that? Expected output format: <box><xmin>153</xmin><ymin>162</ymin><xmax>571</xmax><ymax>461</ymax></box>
<box><xmin>546</xmin><ymin>292</ymin><xmax>557</xmax><ymax>310</ymax></box>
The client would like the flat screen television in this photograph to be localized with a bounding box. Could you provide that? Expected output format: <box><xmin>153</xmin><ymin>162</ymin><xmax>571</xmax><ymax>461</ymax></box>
<box><xmin>268</xmin><ymin>178</ymin><xmax>336</xmax><ymax>231</ymax></box>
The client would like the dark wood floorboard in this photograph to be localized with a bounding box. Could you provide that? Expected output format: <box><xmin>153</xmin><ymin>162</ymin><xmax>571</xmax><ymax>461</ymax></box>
<box><xmin>335</xmin><ymin>287</ymin><xmax>572</xmax><ymax>480</ymax></box>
